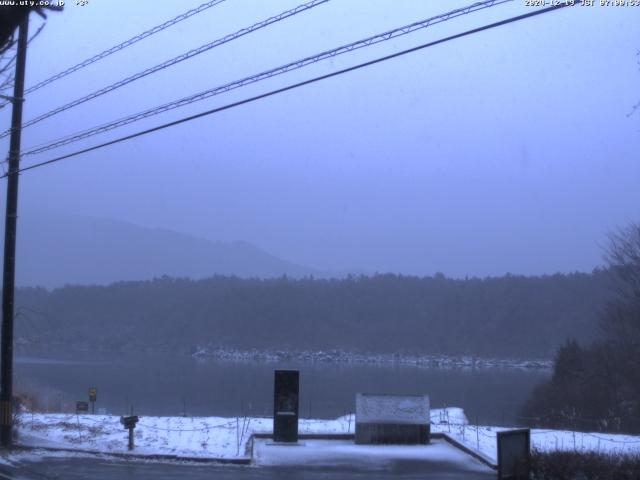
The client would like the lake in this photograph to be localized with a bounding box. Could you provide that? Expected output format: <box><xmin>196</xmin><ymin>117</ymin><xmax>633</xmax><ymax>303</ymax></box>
<box><xmin>15</xmin><ymin>353</ymin><xmax>549</xmax><ymax>426</ymax></box>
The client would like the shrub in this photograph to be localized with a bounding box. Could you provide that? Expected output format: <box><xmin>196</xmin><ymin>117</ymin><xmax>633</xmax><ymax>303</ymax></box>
<box><xmin>529</xmin><ymin>449</ymin><xmax>640</xmax><ymax>480</ymax></box>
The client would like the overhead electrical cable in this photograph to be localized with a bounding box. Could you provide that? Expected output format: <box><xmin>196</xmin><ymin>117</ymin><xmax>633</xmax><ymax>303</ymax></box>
<box><xmin>0</xmin><ymin>0</ymin><xmax>329</xmax><ymax>138</ymax></box>
<box><xmin>27</xmin><ymin>22</ymin><xmax>46</xmax><ymax>46</ymax></box>
<box><xmin>21</xmin><ymin>0</ymin><xmax>512</xmax><ymax>156</ymax></box>
<box><xmin>23</xmin><ymin>0</ymin><xmax>229</xmax><ymax>96</ymax></box>
<box><xmin>0</xmin><ymin>51</ymin><xmax>17</xmax><ymax>77</ymax></box>
<box><xmin>0</xmin><ymin>0</ymin><xmax>229</xmax><ymax>110</ymax></box>
<box><xmin>3</xmin><ymin>1</ymin><xmax>577</xmax><ymax>179</ymax></box>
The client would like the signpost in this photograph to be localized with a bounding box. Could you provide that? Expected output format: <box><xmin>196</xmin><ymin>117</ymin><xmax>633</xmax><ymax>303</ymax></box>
<box><xmin>76</xmin><ymin>401</ymin><xmax>89</xmax><ymax>414</ymax></box>
<box><xmin>120</xmin><ymin>415</ymin><xmax>139</xmax><ymax>450</ymax></box>
<box><xmin>88</xmin><ymin>387</ymin><xmax>97</xmax><ymax>414</ymax></box>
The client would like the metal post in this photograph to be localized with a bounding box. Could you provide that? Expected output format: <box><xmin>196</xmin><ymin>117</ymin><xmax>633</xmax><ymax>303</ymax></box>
<box><xmin>120</xmin><ymin>415</ymin><xmax>138</xmax><ymax>450</ymax></box>
<box><xmin>0</xmin><ymin>15</ymin><xmax>29</xmax><ymax>448</ymax></box>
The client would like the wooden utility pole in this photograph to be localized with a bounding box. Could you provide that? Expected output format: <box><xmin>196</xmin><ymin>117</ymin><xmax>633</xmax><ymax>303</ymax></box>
<box><xmin>0</xmin><ymin>13</ymin><xmax>29</xmax><ymax>448</ymax></box>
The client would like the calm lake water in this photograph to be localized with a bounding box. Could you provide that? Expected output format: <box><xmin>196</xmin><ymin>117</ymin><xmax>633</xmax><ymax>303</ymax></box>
<box><xmin>15</xmin><ymin>353</ymin><xmax>549</xmax><ymax>426</ymax></box>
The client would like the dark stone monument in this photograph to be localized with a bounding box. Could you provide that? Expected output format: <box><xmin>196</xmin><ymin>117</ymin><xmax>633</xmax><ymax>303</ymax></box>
<box><xmin>355</xmin><ymin>393</ymin><xmax>430</xmax><ymax>444</ymax></box>
<box><xmin>273</xmin><ymin>369</ymin><xmax>299</xmax><ymax>443</ymax></box>
<box><xmin>497</xmin><ymin>428</ymin><xmax>531</xmax><ymax>479</ymax></box>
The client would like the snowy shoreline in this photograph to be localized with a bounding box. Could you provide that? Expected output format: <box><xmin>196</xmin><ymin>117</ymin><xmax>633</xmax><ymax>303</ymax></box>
<box><xmin>191</xmin><ymin>347</ymin><xmax>553</xmax><ymax>370</ymax></box>
<box><xmin>14</xmin><ymin>408</ymin><xmax>640</xmax><ymax>464</ymax></box>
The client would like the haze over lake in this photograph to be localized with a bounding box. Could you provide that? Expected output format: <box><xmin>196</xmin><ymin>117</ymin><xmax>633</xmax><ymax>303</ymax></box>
<box><xmin>16</xmin><ymin>353</ymin><xmax>549</xmax><ymax>426</ymax></box>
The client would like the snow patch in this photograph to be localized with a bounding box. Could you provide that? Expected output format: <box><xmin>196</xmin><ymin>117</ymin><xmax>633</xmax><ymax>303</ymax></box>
<box><xmin>13</xmin><ymin>408</ymin><xmax>640</xmax><ymax>464</ymax></box>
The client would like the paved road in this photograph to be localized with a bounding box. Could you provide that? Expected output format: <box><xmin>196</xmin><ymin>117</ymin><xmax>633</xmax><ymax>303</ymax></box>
<box><xmin>0</xmin><ymin>456</ymin><xmax>496</xmax><ymax>479</ymax></box>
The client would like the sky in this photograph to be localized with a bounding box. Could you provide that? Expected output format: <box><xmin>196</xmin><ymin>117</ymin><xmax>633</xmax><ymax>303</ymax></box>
<box><xmin>0</xmin><ymin>0</ymin><xmax>638</xmax><ymax>277</ymax></box>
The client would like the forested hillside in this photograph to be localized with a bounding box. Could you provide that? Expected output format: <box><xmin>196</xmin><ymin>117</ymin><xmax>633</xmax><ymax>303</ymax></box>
<box><xmin>13</xmin><ymin>271</ymin><xmax>610</xmax><ymax>358</ymax></box>
<box><xmin>522</xmin><ymin>224</ymin><xmax>640</xmax><ymax>433</ymax></box>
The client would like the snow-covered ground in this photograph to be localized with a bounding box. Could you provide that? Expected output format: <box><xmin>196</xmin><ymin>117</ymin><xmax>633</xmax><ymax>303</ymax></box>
<box><xmin>431</xmin><ymin>413</ymin><xmax>640</xmax><ymax>463</ymax></box>
<box><xmin>14</xmin><ymin>408</ymin><xmax>640</xmax><ymax>464</ymax></box>
<box><xmin>16</xmin><ymin>412</ymin><xmax>352</xmax><ymax>459</ymax></box>
<box><xmin>192</xmin><ymin>347</ymin><xmax>552</xmax><ymax>370</ymax></box>
<box><xmin>252</xmin><ymin>438</ymin><xmax>491</xmax><ymax>472</ymax></box>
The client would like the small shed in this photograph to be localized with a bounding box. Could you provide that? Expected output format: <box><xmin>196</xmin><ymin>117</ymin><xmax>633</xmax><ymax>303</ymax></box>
<box><xmin>355</xmin><ymin>393</ymin><xmax>430</xmax><ymax>445</ymax></box>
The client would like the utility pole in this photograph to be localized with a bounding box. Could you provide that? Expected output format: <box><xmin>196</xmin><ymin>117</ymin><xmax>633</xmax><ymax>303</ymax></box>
<box><xmin>0</xmin><ymin>14</ymin><xmax>29</xmax><ymax>448</ymax></box>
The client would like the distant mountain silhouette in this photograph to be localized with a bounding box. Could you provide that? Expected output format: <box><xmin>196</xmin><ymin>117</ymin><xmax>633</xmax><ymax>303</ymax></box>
<box><xmin>8</xmin><ymin>210</ymin><xmax>324</xmax><ymax>288</ymax></box>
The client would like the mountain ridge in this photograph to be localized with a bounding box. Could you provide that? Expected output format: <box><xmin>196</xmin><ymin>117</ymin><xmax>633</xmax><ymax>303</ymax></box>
<box><xmin>7</xmin><ymin>210</ymin><xmax>329</xmax><ymax>288</ymax></box>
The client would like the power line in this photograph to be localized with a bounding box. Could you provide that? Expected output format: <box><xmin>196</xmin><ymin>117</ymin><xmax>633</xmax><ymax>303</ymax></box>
<box><xmin>4</xmin><ymin>2</ymin><xmax>577</xmax><ymax>179</ymax></box>
<box><xmin>0</xmin><ymin>0</ymin><xmax>228</xmax><ymax>110</ymax></box>
<box><xmin>21</xmin><ymin>0</ymin><xmax>513</xmax><ymax>157</ymax></box>
<box><xmin>27</xmin><ymin>21</ymin><xmax>46</xmax><ymax>46</ymax></box>
<box><xmin>0</xmin><ymin>35</ymin><xmax>14</xmax><ymax>57</ymax></box>
<box><xmin>24</xmin><ymin>0</ymin><xmax>229</xmax><ymax>96</ymax></box>
<box><xmin>0</xmin><ymin>0</ymin><xmax>329</xmax><ymax>139</ymax></box>
<box><xmin>0</xmin><ymin>49</ymin><xmax>17</xmax><ymax>77</ymax></box>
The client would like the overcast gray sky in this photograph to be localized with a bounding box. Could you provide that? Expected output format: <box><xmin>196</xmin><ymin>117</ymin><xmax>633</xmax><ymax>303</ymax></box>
<box><xmin>1</xmin><ymin>0</ymin><xmax>638</xmax><ymax>277</ymax></box>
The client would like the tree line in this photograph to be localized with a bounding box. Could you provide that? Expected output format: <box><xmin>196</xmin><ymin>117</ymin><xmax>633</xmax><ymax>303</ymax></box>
<box><xmin>522</xmin><ymin>223</ymin><xmax>640</xmax><ymax>434</ymax></box>
<box><xmin>13</xmin><ymin>269</ymin><xmax>609</xmax><ymax>359</ymax></box>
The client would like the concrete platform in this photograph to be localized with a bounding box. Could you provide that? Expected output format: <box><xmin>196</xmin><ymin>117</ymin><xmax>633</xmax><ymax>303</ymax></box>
<box><xmin>252</xmin><ymin>437</ymin><xmax>495</xmax><ymax>476</ymax></box>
